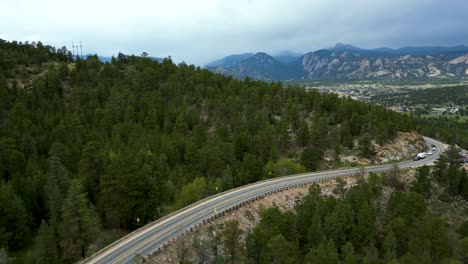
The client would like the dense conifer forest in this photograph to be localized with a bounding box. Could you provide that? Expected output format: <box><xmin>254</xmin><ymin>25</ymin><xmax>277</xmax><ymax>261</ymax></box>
<box><xmin>0</xmin><ymin>39</ymin><xmax>467</xmax><ymax>262</ymax></box>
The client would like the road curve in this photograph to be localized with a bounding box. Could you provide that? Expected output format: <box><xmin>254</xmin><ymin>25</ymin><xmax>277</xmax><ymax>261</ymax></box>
<box><xmin>82</xmin><ymin>136</ymin><xmax>445</xmax><ymax>264</ymax></box>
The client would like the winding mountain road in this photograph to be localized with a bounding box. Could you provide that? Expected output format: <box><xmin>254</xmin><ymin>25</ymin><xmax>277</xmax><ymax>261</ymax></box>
<box><xmin>82</xmin><ymin>136</ymin><xmax>445</xmax><ymax>264</ymax></box>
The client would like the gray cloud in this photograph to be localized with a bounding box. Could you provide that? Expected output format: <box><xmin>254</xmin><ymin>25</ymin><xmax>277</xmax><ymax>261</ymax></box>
<box><xmin>1</xmin><ymin>0</ymin><xmax>467</xmax><ymax>65</ymax></box>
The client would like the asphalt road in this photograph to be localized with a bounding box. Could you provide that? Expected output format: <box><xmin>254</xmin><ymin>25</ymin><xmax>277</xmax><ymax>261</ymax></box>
<box><xmin>82</xmin><ymin>136</ymin><xmax>445</xmax><ymax>264</ymax></box>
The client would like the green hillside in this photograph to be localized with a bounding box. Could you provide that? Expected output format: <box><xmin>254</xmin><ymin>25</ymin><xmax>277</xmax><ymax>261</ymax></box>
<box><xmin>0</xmin><ymin>39</ymin><xmax>467</xmax><ymax>263</ymax></box>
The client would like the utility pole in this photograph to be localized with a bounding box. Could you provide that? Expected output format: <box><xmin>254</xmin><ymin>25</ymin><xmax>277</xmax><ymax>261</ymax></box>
<box><xmin>80</xmin><ymin>41</ymin><xmax>83</xmax><ymax>57</ymax></box>
<box><xmin>72</xmin><ymin>41</ymin><xmax>75</xmax><ymax>57</ymax></box>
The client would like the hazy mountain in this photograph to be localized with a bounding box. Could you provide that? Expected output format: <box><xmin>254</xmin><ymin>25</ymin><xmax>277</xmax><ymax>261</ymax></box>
<box><xmin>207</xmin><ymin>44</ymin><xmax>468</xmax><ymax>81</ymax></box>
<box><xmin>206</xmin><ymin>53</ymin><xmax>254</xmax><ymax>67</ymax></box>
<box><xmin>208</xmin><ymin>52</ymin><xmax>301</xmax><ymax>81</ymax></box>
<box><xmin>331</xmin><ymin>44</ymin><xmax>468</xmax><ymax>57</ymax></box>
<box><xmin>273</xmin><ymin>50</ymin><xmax>303</xmax><ymax>64</ymax></box>
<box><xmin>373</xmin><ymin>45</ymin><xmax>468</xmax><ymax>56</ymax></box>
<box><xmin>330</xmin><ymin>43</ymin><xmax>362</xmax><ymax>52</ymax></box>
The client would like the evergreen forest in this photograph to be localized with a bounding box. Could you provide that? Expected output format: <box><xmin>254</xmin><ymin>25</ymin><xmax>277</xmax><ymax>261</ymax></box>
<box><xmin>0</xmin><ymin>39</ymin><xmax>467</xmax><ymax>262</ymax></box>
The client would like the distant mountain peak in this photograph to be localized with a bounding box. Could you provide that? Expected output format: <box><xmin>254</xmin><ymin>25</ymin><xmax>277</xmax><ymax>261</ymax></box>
<box><xmin>331</xmin><ymin>43</ymin><xmax>361</xmax><ymax>51</ymax></box>
<box><xmin>254</xmin><ymin>52</ymin><xmax>270</xmax><ymax>56</ymax></box>
<box><xmin>206</xmin><ymin>53</ymin><xmax>254</xmax><ymax>67</ymax></box>
<box><xmin>249</xmin><ymin>52</ymin><xmax>281</xmax><ymax>65</ymax></box>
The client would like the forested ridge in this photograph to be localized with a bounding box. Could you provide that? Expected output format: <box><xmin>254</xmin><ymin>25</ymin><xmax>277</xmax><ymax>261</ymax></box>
<box><xmin>0</xmin><ymin>39</ymin><xmax>466</xmax><ymax>262</ymax></box>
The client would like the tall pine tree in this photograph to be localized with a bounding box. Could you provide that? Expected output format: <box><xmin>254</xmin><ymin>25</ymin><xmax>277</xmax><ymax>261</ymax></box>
<box><xmin>59</xmin><ymin>180</ymin><xmax>100</xmax><ymax>262</ymax></box>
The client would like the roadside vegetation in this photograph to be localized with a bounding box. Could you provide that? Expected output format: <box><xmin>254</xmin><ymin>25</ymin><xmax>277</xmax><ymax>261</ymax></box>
<box><xmin>225</xmin><ymin>151</ymin><xmax>468</xmax><ymax>264</ymax></box>
<box><xmin>0</xmin><ymin>39</ymin><xmax>467</xmax><ymax>263</ymax></box>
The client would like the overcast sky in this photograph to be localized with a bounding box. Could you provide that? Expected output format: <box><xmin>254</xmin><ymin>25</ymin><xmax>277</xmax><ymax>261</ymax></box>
<box><xmin>1</xmin><ymin>0</ymin><xmax>467</xmax><ymax>65</ymax></box>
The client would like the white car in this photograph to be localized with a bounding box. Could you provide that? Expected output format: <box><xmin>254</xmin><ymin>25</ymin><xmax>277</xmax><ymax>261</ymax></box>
<box><xmin>428</xmin><ymin>151</ymin><xmax>433</xmax><ymax>155</ymax></box>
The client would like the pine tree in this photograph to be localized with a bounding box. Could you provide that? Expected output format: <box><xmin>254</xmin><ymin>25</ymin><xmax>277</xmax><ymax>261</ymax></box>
<box><xmin>458</xmin><ymin>169</ymin><xmax>468</xmax><ymax>198</ymax></box>
<box><xmin>342</xmin><ymin>242</ymin><xmax>359</xmax><ymax>264</ymax></box>
<box><xmin>306</xmin><ymin>239</ymin><xmax>340</xmax><ymax>264</ymax></box>
<box><xmin>383</xmin><ymin>231</ymin><xmax>397</xmax><ymax>262</ymax></box>
<box><xmin>300</xmin><ymin>147</ymin><xmax>323</xmax><ymax>171</ymax></box>
<box><xmin>454</xmin><ymin>237</ymin><xmax>468</xmax><ymax>263</ymax></box>
<box><xmin>433</xmin><ymin>154</ymin><xmax>448</xmax><ymax>183</ymax></box>
<box><xmin>0</xmin><ymin>182</ymin><xmax>30</xmax><ymax>250</ymax></box>
<box><xmin>222</xmin><ymin>220</ymin><xmax>243</xmax><ymax>263</ymax></box>
<box><xmin>59</xmin><ymin>180</ymin><xmax>100</xmax><ymax>262</ymax></box>
<box><xmin>447</xmin><ymin>165</ymin><xmax>461</xmax><ymax>195</ymax></box>
<box><xmin>363</xmin><ymin>240</ymin><xmax>379</xmax><ymax>264</ymax></box>
<box><xmin>358</xmin><ymin>133</ymin><xmax>375</xmax><ymax>159</ymax></box>
<box><xmin>79</xmin><ymin>141</ymin><xmax>105</xmax><ymax>204</ymax></box>
<box><xmin>411</xmin><ymin>165</ymin><xmax>431</xmax><ymax>197</ymax></box>
<box><xmin>27</xmin><ymin>220</ymin><xmax>59</xmax><ymax>264</ymax></box>
<box><xmin>261</xmin><ymin>234</ymin><xmax>298</xmax><ymax>264</ymax></box>
<box><xmin>351</xmin><ymin>202</ymin><xmax>375</xmax><ymax>250</ymax></box>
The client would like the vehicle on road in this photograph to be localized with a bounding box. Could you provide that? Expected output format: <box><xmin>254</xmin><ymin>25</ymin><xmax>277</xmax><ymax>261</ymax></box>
<box><xmin>428</xmin><ymin>151</ymin><xmax>433</xmax><ymax>155</ymax></box>
<box><xmin>414</xmin><ymin>152</ymin><xmax>427</xmax><ymax>161</ymax></box>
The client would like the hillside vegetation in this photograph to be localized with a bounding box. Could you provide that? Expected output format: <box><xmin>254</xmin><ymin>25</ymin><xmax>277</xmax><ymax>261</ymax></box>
<box><xmin>241</xmin><ymin>153</ymin><xmax>468</xmax><ymax>264</ymax></box>
<box><xmin>0</xmin><ymin>39</ymin><xmax>466</xmax><ymax>262</ymax></box>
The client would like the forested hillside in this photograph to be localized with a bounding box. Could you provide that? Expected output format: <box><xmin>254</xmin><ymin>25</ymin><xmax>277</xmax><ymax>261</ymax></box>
<box><xmin>243</xmin><ymin>153</ymin><xmax>468</xmax><ymax>264</ymax></box>
<box><xmin>0</xmin><ymin>39</ymin><xmax>466</xmax><ymax>262</ymax></box>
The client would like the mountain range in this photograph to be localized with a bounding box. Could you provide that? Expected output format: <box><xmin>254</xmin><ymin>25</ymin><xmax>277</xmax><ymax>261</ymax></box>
<box><xmin>206</xmin><ymin>44</ymin><xmax>468</xmax><ymax>81</ymax></box>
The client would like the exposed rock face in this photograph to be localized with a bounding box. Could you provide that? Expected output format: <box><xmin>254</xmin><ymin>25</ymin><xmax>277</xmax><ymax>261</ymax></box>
<box><xmin>448</xmin><ymin>54</ymin><xmax>468</xmax><ymax>65</ymax></box>
<box><xmin>374</xmin><ymin>132</ymin><xmax>426</xmax><ymax>163</ymax></box>
<box><xmin>297</xmin><ymin>51</ymin><xmax>467</xmax><ymax>80</ymax></box>
<box><xmin>339</xmin><ymin>132</ymin><xmax>426</xmax><ymax>165</ymax></box>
